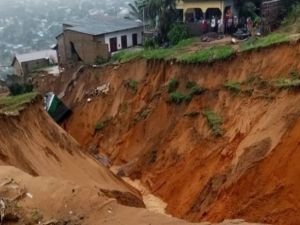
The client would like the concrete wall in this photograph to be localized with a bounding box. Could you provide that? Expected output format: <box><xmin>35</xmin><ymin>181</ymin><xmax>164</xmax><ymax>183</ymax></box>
<box><xmin>58</xmin><ymin>30</ymin><xmax>109</xmax><ymax>65</ymax></box>
<box><xmin>13</xmin><ymin>58</ymin><xmax>49</xmax><ymax>76</ymax></box>
<box><xmin>104</xmin><ymin>27</ymin><xmax>143</xmax><ymax>52</ymax></box>
<box><xmin>13</xmin><ymin>61</ymin><xmax>23</xmax><ymax>76</ymax></box>
<box><xmin>177</xmin><ymin>0</ymin><xmax>225</xmax><ymax>13</ymax></box>
<box><xmin>57</xmin><ymin>34</ymin><xmax>66</xmax><ymax>65</ymax></box>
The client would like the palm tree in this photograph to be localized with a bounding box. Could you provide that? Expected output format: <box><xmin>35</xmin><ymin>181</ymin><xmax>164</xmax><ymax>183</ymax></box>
<box><xmin>127</xmin><ymin>0</ymin><xmax>178</xmax><ymax>42</ymax></box>
<box><xmin>126</xmin><ymin>0</ymin><xmax>147</xmax><ymax>21</ymax></box>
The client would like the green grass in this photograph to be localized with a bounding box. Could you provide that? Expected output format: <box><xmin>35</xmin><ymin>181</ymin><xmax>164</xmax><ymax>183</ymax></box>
<box><xmin>0</xmin><ymin>92</ymin><xmax>37</xmax><ymax>113</ymax></box>
<box><xmin>224</xmin><ymin>81</ymin><xmax>241</xmax><ymax>93</ymax></box>
<box><xmin>112</xmin><ymin>38</ymin><xmax>197</xmax><ymax>63</ymax></box>
<box><xmin>112</xmin><ymin>50</ymin><xmax>143</xmax><ymax>63</ymax></box>
<box><xmin>274</xmin><ymin>78</ymin><xmax>300</xmax><ymax>89</ymax></box>
<box><xmin>169</xmin><ymin>92</ymin><xmax>191</xmax><ymax>104</ymax></box>
<box><xmin>202</xmin><ymin>109</ymin><xmax>223</xmax><ymax>137</ymax></box>
<box><xmin>189</xmin><ymin>86</ymin><xmax>204</xmax><ymax>96</ymax></box>
<box><xmin>179</xmin><ymin>45</ymin><xmax>235</xmax><ymax>63</ymax></box>
<box><xmin>240</xmin><ymin>33</ymin><xmax>289</xmax><ymax>51</ymax></box>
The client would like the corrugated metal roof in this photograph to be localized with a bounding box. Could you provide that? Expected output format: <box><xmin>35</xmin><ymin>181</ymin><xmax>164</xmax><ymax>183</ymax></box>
<box><xmin>64</xmin><ymin>17</ymin><xmax>143</xmax><ymax>36</ymax></box>
<box><xmin>14</xmin><ymin>50</ymin><xmax>58</xmax><ymax>64</ymax></box>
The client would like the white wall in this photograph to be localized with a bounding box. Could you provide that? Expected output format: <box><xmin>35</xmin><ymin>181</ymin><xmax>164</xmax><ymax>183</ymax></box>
<box><xmin>104</xmin><ymin>27</ymin><xmax>143</xmax><ymax>52</ymax></box>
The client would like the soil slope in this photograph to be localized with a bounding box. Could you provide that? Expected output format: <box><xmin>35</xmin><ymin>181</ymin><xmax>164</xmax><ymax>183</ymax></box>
<box><xmin>46</xmin><ymin>42</ymin><xmax>300</xmax><ymax>225</ymax></box>
<box><xmin>0</xmin><ymin>97</ymin><xmax>143</xmax><ymax>207</ymax></box>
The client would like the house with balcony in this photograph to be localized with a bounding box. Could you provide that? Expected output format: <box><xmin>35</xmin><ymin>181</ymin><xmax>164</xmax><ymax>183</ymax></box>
<box><xmin>177</xmin><ymin>0</ymin><xmax>239</xmax><ymax>22</ymax></box>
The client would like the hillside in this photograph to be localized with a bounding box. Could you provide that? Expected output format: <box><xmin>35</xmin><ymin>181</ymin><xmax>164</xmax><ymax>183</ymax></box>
<box><xmin>38</xmin><ymin>40</ymin><xmax>300</xmax><ymax>225</ymax></box>
<box><xmin>0</xmin><ymin>94</ymin><xmax>266</xmax><ymax>225</ymax></box>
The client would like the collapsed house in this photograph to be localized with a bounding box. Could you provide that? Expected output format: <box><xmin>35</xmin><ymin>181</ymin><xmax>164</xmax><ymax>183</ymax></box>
<box><xmin>11</xmin><ymin>50</ymin><xmax>58</xmax><ymax>77</ymax></box>
<box><xmin>56</xmin><ymin>17</ymin><xmax>144</xmax><ymax>65</ymax></box>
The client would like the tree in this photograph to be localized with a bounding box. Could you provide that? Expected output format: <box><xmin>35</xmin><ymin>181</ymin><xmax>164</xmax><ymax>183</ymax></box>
<box><xmin>126</xmin><ymin>0</ymin><xmax>147</xmax><ymax>21</ymax></box>
<box><xmin>127</xmin><ymin>0</ymin><xmax>178</xmax><ymax>43</ymax></box>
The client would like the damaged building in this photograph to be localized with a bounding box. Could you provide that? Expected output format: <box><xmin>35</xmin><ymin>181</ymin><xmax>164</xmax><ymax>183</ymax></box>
<box><xmin>56</xmin><ymin>17</ymin><xmax>144</xmax><ymax>65</ymax></box>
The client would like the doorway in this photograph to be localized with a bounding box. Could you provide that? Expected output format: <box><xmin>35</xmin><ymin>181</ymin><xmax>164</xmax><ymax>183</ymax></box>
<box><xmin>109</xmin><ymin>37</ymin><xmax>118</xmax><ymax>52</ymax></box>
<box><xmin>121</xmin><ymin>35</ymin><xmax>128</xmax><ymax>49</ymax></box>
<box><xmin>132</xmin><ymin>33</ymin><xmax>138</xmax><ymax>46</ymax></box>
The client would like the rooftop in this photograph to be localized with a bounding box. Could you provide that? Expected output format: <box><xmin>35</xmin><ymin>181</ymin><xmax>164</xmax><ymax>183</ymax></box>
<box><xmin>64</xmin><ymin>17</ymin><xmax>143</xmax><ymax>36</ymax></box>
<box><xmin>12</xmin><ymin>49</ymin><xmax>58</xmax><ymax>65</ymax></box>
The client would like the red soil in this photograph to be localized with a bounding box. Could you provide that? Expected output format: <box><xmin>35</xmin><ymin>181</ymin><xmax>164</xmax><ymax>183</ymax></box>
<box><xmin>40</xmin><ymin>42</ymin><xmax>300</xmax><ymax>225</ymax></box>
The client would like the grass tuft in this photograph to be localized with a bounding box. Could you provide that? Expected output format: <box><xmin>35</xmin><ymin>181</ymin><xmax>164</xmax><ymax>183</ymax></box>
<box><xmin>274</xmin><ymin>78</ymin><xmax>300</xmax><ymax>89</ymax></box>
<box><xmin>179</xmin><ymin>45</ymin><xmax>234</xmax><ymax>63</ymax></box>
<box><xmin>169</xmin><ymin>92</ymin><xmax>191</xmax><ymax>104</ymax></box>
<box><xmin>0</xmin><ymin>92</ymin><xmax>37</xmax><ymax>113</ymax></box>
<box><xmin>240</xmin><ymin>33</ymin><xmax>289</xmax><ymax>51</ymax></box>
<box><xmin>224</xmin><ymin>81</ymin><xmax>241</xmax><ymax>93</ymax></box>
<box><xmin>202</xmin><ymin>109</ymin><xmax>223</xmax><ymax>137</ymax></box>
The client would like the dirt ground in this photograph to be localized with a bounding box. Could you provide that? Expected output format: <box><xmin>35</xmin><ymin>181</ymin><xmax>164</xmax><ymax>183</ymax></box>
<box><xmin>35</xmin><ymin>41</ymin><xmax>300</xmax><ymax>225</ymax></box>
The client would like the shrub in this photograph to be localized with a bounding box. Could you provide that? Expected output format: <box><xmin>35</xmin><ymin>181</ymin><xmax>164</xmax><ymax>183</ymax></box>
<box><xmin>186</xmin><ymin>81</ymin><xmax>197</xmax><ymax>89</ymax></box>
<box><xmin>144</xmin><ymin>38</ymin><xmax>157</xmax><ymax>49</ymax></box>
<box><xmin>169</xmin><ymin>92</ymin><xmax>191</xmax><ymax>104</ymax></box>
<box><xmin>202</xmin><ymin>110</ymin><xmax>223</xmax><ymax>137</ymax></box>
<box><xmin>224</xmin><ymin>81</ymin><xmax>241</xmax><ymax>93</ymax></box>
<box><xmin>167</xmin><ymin>24</ymin><xmax>190</xmax><ymax>46</ymax></box>
<box><xmin>167</xmin><ymin>79</ymin><xmax>179</xmax><ymax>93</ymax></box>
<box><xmin>189</xmin><ymin>86</ymin><xmax>204</xmax><ymax>96</ymax></box>
<box><xmin>8</xmin><ymin>83</ymin><xmax>34</xmax><ymax>96</ymax></box>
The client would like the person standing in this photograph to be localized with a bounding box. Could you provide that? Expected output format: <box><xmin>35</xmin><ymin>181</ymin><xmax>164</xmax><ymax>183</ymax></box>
<box><xmin>247</xmin><ymin>17</ymin><xmax>254</xmax><ymax>35</ymax></box>
<box><xmin>227</xmin><ymin>16</ymin><xmax>233</xmax><ymax>33</ymax></box>
<box><xmin>211</xmin><ymin>16</ymin><xmax>216</xmax><ymax>32</ymax></box>
<box><xmin>233</xmin><ymin>16</ymin><xmax>239</xmax><ymax>32</ymax></box>
<box><xmin>218</xmin><ymin>18</ymin><xmax>224</xmax><ymax>35</ymax></box>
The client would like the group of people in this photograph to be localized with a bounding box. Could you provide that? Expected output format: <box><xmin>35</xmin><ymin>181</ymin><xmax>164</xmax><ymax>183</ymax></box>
<box><xmin>195</xmin><ymin>16</ymin><xmax>254</xmax><ymax>35</ymax></box>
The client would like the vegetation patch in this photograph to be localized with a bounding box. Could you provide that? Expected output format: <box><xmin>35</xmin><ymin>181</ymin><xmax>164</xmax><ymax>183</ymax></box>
<box><xmin>189</xmin><ymin>86</ymin><xmax>204</xmax><ymax>96</ymax></box>
<box><xmin>274</xmin><ymin>78</ymin><xmax>300</xmax><ymax>89</ymax></box>
<box><xmin>186</xmin><ymin>81</ymin><xmax>197</xmax><ymax>89</ymax></box>
<box><xmin>111</xmin><ymin>38</ymin><xmax>197</xmax><ymax>63</ymax></box>
<box><xmin>94</xmin><ymin>117</ymin><xmax>112</xmax><ymax>132</ymax></box>
<box><xmin>179</xmin><ymin>45</ymin><xmax>234</xmax><ymax>64</ymax></box>
<box><xmin>0</xmin><ymin>92</ymin><xmax>37</xmax><ymax>113</ymax></box>
<box><xmin>8</xmin><ymin>83</ymin><xmax>34</xmax><ymax>96</ymax></box>
<box><xmin>202</xmin><ymin>109</ymin><xmax>223</xmax><ymax>137</ymax></box>
<box><xmin>125</xmin><ymin>79</ymin><xmax>139</xmax><ymax>93</ymax></box>
<box><xmin>167</xmin><ymin>23</ymin><xmax>190</xmax><ymax>46</ymax></box>
<box><xmin>167</xmin><ymin>79</ymin><xmax>179</xmax><ymax>93</ymax></box>
<box><xmin>281</xmin><ymin>3</ymin><xmax>300</xmax><ymax>34</ymax></box>
<box><xmin>134</xmin><ymin>107</ymin><xmax>152</xmax><ymax>123</ymax></box>
<box><xmin>169</xmin><ymin>92</ymin><xmax>191</xmax><ymax>104</ymax></box>
<box><xmin>224</xmin><ymin>81</ymin><xmax>241</xmax><ymax>93</ymax></box>
<box><xmin>240</xmin><ymin>33</ymin><xmax>289</xmax><ymax>51</ymax></box>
